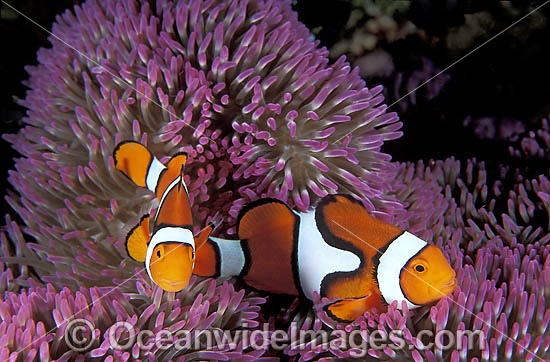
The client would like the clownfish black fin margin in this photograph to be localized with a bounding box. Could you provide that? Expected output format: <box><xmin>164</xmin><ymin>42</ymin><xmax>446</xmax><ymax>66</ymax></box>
<box><xmin>236</xmin><ymin>198</ymin><xmax>295</xmax><ymax>239</ymax></box>
<box><xmin>323</xmin><ymin>293</ymin><xmax>377</xmax><ymax>323</ymax></box>
<box><xmin>166</xmin><ymin>152</ymin><xmax>188</xmax><ymax>172</ymax></box>
<box><xmin>113</xmin><ymin>141</ymin><xmax>155</xmax><ymax>188</ymax></box>
<box><xmin>125</xmin><ymin>214</ymin><xmax>151</xmax><ymax>262</ymax></box>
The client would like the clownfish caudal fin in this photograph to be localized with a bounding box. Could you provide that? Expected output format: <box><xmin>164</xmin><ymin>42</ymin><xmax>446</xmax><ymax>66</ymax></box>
<box><xmin>165</xmin><ymin>152</ymin><xmax>188</xmax><ymax>193</ymax></box>
<box><xmin>178</xmin><ymin>165</ymin><xmax>184</xmax><ymax>192</ymax></box>
<box><xmin>125</xmin><ymin>215</ymin><xmax>150</xmax><ymax>262</ymax></box>
<box><xmin>323</xmin><ymin>293</ymin><xmax>382</xmax><ymax>323</ymax></box>
<box><xmin>166</xmin><ymin>152</ymin><xmax>188</xmax><ymax>173</ymax></box>
<box><xmin>113</xmin><ymin>141</ymin><xmax>166</xmax><ymax>192</ymax></box>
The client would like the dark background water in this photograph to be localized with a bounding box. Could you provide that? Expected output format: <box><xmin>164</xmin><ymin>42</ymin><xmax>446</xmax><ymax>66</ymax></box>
<box><xmin>1</xmin><ymin>0</ymin><xmax>550</xmax><ymax>219</ymax></box>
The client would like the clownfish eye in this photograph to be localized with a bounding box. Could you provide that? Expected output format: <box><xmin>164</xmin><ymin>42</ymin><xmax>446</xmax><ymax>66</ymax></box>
<box><xmin>156</xmin><ymin>250</ymin><xmax>161</xmax><ymax>258</ymax></box>
<box><xmin>415</xmin><ymin>264</ymin><xmax>425</xmax><ymax>273</ymax></box>
<box><xmin>191</xmin><ymin>250</ymin><xmax>195</xmax><ymax>259</ymax></box>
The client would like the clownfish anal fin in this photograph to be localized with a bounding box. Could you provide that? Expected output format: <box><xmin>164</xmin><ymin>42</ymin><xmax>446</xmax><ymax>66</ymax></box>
<box><xmin>323</xmin><ymin>292</ymin><xmax>382</xmax><ymax>323</ymax></box>
<box><xmin>125</xmin><ymin>214</ymin><xmax>151</xmax><ymax>262</ymax></box>
<box><xmin>113</xmin><ymin>141</ymin><xmax>154</xmax><ymax>188</ymax></box>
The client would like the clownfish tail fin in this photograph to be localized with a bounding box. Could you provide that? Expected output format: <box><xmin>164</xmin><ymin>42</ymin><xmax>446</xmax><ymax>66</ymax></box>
<box><xmin>178</xmin><ymin>165</ymin><xmax>184</xmax><ymax>192</ymax></box>
<box><xmin>165</xmin><ymin>151</ymin><xmax>188</xmax><ymax>192</ymax></box>
<box><xmin>167</xmin><ymin>152</ymin><xmax>188</xmax><ymax>172</ymax></box>
<box><xmin>113</xmin><ymin>141</ymin><xmax>166</xmax><ymax>192</ymax></box>
<box><xmin>125</xmin><ymin>214</ymin><xmax>150</xmax><ymax>262</ymax></box>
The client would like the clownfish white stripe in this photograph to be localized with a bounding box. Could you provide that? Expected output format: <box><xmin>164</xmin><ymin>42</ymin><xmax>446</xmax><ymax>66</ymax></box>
<box><xmin>150</xmin><ymin>227</ymin><xmax>195</xmax><ymax>250</ymax></box>
<box><xmin>209</xmin><ymin>237</ymin><xmax>246</xmax><ymax>277</ymax></box>
<box><xmin>296</xmin><ymin>211</ymin><xmax>361</xmax><ymax>299</ymax></box>
<box><xmin>377</xmin><ymin>231</ymin><xmax>427</xmax><ymax>309</ymax></box>
<box><xmin>146</xmin><ymin>157</ymin><xmax>166</xmax><ymax>192</ymax></box>
<box><xmin>145</xmin><ymin>227</ymin><xmax>195</xmax><ymax>279</ymax></box>
<box><xmin>155</xmin><ymin>175</ymin><xmax>183</xmax><ymax>222</ymax></box>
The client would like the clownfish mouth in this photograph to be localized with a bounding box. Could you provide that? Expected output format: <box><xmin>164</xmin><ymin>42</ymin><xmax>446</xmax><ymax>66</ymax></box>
<box><xmin>441</xmin><ymin>278</ymin><xmax>457</xmax><ymax>291</ymax></box>
<box><xmin>160</xmin><ymin>280</ymin><xmax>188</xmax><ymax>291</ymax></box>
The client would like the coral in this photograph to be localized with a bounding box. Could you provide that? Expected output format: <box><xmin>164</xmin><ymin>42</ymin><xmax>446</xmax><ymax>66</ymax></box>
<box><xmin>445</xmin><ymin>12</ymin><xmax>495</xmax><ymax>51</ymax></box>
<box><xmin>329</xmin><ymin>0</ymin><xmax>419</xmax><ymax>58</ymax></box>
<box><xmin>445</xmin><ymin>3</ymin><xmax>547</xmax><ymax>53</ymax></box>
<box><xmin>0</xmin><ymin>272</ymin><xmax>270</xmax><ymax>361</ymax></box>
<box><xmin>324</xmin><ymin>0</ymin><xmax>450</xmax><ymax>114</ymax></box>
<box><xmin>508</xmin><ymin>117</ymin><xmax>550</xmax><ymax>161</ymax></box>
<box><xmin>464</xmin><ymin>116</ymin><xmax>525</xmax><ymax>142</ymax></box>
<box><xmin>391</xmin><ymin>57</ymin><xmax>450</xmax><ymax>113</ymax></box>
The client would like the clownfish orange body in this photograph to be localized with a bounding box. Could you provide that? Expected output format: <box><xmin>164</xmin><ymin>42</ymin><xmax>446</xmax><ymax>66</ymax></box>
<box><xmin>113</xmin><ymin>141</ymin><xmax>216</xmax><ymax>292</ymax></box>
<box><xmin>194</xmin><ymin>194</ymin><xmax>456</xmax><ymax>322</ymax></box>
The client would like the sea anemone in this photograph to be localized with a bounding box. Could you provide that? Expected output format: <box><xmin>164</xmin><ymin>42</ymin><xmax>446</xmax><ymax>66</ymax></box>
<box><xmin>0</xmin><ymin>270</ymin><xmax>270</xmax><ymax>361</ymax></box>
<box><xmin>5</xmin><ymin>0</ymin><xmax>550</xmax><ymax>361</ymax></box>
<box><xmin>2</xmin><ymin>0</ymin><xmax>402</xmax><ymax>292</ymax></box>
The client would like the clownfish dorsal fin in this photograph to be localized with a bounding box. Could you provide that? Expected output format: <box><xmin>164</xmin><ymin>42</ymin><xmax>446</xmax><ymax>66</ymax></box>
<box><xmin>113</xmin><ymin>141</ymin><xmax>155</xmax><ymax>188</ymax></box>
<box><xmin>237</xmin><ymin>198</ymin><xmax>295</xmax><ymax>239</ymax></box>
<box><xmin>125</xmin><ymin>214</ymin><xmax>151</xmax><ymax>262</ymax></box>
<box><xmin>317</xmin><ymin>194</ymin><xmax>402</xmax><ymax>251</ymax></box>
<box><xmin>236</xmin><ymin>198</ymin><xmax>300</xmax><ymax>296</ymax></box>
<box><xmin>323</xmin><ymin>293</ymin><xmax>382</xmax><ymax>323</ymax></box>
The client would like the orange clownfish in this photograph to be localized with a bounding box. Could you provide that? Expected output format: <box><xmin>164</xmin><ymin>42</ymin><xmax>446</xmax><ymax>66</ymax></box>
<box><xmin>194</xmin><ymin>194</ymin><xmax>456</xmax><ymax>322</ymax></box>
<box><xmin>113</xmin><ymin>141</ymin><xmax>216</xmax><ymax>292</ymax></box>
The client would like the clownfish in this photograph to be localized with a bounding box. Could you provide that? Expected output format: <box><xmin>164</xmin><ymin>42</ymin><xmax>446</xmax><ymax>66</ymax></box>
<box><xmin>113</xmin><ymin>141</ymin><xmax>216</xmax><ymax>292</ymax></box>
<box><xmin>194</xmin><ymin>194</ymin><xmax>456</xmax><ymax>322</ymax></box>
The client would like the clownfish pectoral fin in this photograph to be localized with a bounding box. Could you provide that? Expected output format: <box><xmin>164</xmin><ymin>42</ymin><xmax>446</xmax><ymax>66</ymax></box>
<box><xmin>323</xmin><ymin>293</ymin><xmax>381</xmax><ymax>323</ymax></box>
<box><xmin>125</xmin><ymin>215</ymin><xmax>150</xmax><ymax>262</ymax></box>
<box><xmin>113</xmin><ymin>141</ymin><xmax>166</xmax><ymax>191</ymax></box>
<box><xmin>195</xmin><ymin>226</ymin><xmax>213</xmax><ymax>251</ymax></box>
<box><xmin>194</xmin><ymin>213</ymin><xmax>222</xmax><ymax>250</ymax></box>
